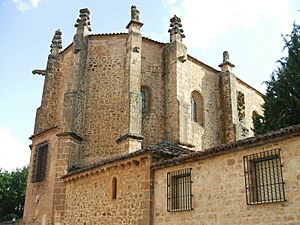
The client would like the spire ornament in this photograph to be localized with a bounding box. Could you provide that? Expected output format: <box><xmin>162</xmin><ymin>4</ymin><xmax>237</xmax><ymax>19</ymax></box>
<box><xmin>74</xmin><ymin>8</ymin><xmax>91</xmax><ymax>32</ymax></box>
<box><xmin>126</xmin><ymin>5</ymin><xmax>143</xmax><ymax>30</ymax></box>
<box><xmin>168</xmin><ymin>15</ymin><xmax>185</xmax><ymax>42</ymax></box>
<box><xmin>219</xmin><ymin>51</ymin><xmax>235</xmax><ymax>72</ymax></box>
<box><xmin>131</xmin><ymin>5</ymin><xmax>140</xmax><ymax>21</ymax></box>
<box><xmin>50</xmin><ymin>29</ymin><xmax>62</xmax><ymax>56</ymax></box>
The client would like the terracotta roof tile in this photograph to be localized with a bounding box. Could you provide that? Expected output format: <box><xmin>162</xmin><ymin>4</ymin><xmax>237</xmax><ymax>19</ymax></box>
<box><xmin>152</xmin><ymin>124</ymin><xmax>300</xmax><ymax>169</ymax></box>
<box><xmin>62</xmin><ymin>142</ymin><xmax>194</xmax><ymax>179</ymax></box>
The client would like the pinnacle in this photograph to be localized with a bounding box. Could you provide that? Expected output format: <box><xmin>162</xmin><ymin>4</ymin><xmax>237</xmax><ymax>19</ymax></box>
<box><xmin>50</xmin><ymin>29</ymin><xmax>62</xmax><ymax>55</ymax></box>
<box><xmin>74</xmin><ymin>8</ymin><xmax>91</xmax><ymax>32</ymax></box>
<box><xmin>168</xmin><ymin>15</ymin><xmax>185</xmax><ymax>42</ymax></box>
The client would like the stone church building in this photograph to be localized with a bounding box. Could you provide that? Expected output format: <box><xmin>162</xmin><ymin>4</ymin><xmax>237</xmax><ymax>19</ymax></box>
<box><xmin>23</xmin><ymin>6</ymin><xmax>300</xmax><ymax>225</ymax></box>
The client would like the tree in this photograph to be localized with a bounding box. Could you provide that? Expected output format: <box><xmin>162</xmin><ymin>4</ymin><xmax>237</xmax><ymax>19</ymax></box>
<box><xmin>0</xmin><ymin>167</ymin><xmax>28</xmax><ymax>222</ymax></box>
<box><xmin>253</xmin><ymin>23</ymin><xmax>300</xmax><ymax>135</ymax></box>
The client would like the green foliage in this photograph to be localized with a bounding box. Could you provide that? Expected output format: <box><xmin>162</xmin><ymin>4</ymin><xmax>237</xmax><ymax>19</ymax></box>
<box><xmin>0</xmin><ymin>167</ymin><xmax>28</xmax><ymax>222</ymax></box>
<box><xmin>253</xmin><ymin>23</ymin><xmax>300</xmax><ymax>135</ymax></box>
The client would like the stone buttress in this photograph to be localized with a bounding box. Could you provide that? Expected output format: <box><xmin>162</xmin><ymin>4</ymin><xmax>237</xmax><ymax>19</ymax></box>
<box><xmin>219</xmin><ymin>51</ymin><xmax>240</xmax><ymax>143</ymax></box>
<box><xmin>163</xmin><ymin>15</ymin><xmax>193</xmax><ymax>148</ymax></box>
<box><xmin>116</xmin><ymin>6</ymin><xmax>144</xmax><ymax>153</ymax></box>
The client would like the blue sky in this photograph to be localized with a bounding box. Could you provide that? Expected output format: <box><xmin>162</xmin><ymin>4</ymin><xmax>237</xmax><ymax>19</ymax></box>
<box><xmin>0</xmin><ymin>0</ymin><xmax>299</xmax><ymax>171</ymax></box>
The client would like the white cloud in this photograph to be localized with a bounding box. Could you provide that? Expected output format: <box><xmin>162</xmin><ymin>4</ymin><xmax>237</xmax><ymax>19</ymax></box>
<box><xmin>11</xmin><ymin>0</ymin><xmax>43</xmax><ymax>12</ymax></box>
<box><xmin>12</xmin><ymin>0</ymin><xmax>30</xmax><ymax>12</ymax></box>
<box><xmin>31</xmin><ymin>0</ymin><xmax>42</xmax><ymax>8</ymax></box>
<box><xmin>163</xmin><ymin>0</ymin><xmax>293</xmax><ymax>50</ymax></box>
<box><xmin>0</xmin><ymin>128</ymin><xmax>30</xmax><ymax>171</ymax></box>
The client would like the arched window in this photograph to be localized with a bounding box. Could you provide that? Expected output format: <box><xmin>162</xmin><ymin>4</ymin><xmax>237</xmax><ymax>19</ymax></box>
<box><xmin>141</xmin><ymin>86</ymin><xmax>151</xmax><ymax>114</ymax></box>
<box><xmin>141</xmin><ymin>89</ymin><xmax>146</xmax><ymax>114</ymax></box>
<box><xmin>191</xmin><ymin>91</ymin><xmax>204</xmax><ymax>125</ymax></box>
<box><xmin>112</xmin><ymin>177</ymin><xmax>117</xmax><ymax>200</ymax></box>
<box><xmin>191</xmin><ymin>96</ymin><xmax>197</xmax><ymax>122</ymax></box>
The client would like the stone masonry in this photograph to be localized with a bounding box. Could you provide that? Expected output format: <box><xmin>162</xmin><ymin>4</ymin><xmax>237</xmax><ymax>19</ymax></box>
<box><xmin>23</xmin><ymin>6</ymin><xmax>267</xmax><ymax>225</ymax></box>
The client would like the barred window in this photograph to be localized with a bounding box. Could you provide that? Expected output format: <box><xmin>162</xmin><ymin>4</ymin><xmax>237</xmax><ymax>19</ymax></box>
<box><xmin>32</xmin><ymin>142</ymin><xmax>48</xmax><ymax>182</ymax></box>
<box><xmin>167</xmin><ymin>168</ymin><xmax>192</xmax><ymax>212</ymax></box>
<box><xmin>243</xmin><ymin>149</ymin><xmax>286</xmax><ymax>205</ymax></box>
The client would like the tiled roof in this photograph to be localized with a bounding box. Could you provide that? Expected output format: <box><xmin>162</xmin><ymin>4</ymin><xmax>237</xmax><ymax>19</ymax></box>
<box><xmin>62</xmin><ymin>142</ymin><xmax>194</xmax><ymax>179</ymax></box>
<box><xmin>152</xmin><ymin>124</ymin><xmax>300</xmax><ymax>169</ymax></box>
<box><xmin>89</xmin><ymin>32</ymin><xmax>127</xmax><ymax>36</ymax></box>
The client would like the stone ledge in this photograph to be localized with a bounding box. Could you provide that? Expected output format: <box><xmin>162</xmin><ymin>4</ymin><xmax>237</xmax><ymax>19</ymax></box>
<box><xmin>116</xmin><ymin>133</ymin><xmax>144</xmax><ymax>143</ymax></box>
<box><xmin>56</xmin><ymin>131</ymin><xmax>83</xmax><ymax>142</ymax></box>
<box><xmin>29</xmin><ymin>126</ymin><xmax>59</xmax><ymax>140</ymax></box>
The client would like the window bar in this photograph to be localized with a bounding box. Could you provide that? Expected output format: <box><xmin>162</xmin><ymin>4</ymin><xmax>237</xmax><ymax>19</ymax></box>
<box><xmin>167</xmin><ymin>172</ymin><xmax>170</xmax><ymax>211</ymax></box>
<box><xmin>243</xmin><ymin>156</ymin><xmax>249</xmax><ymax>204</ymax></box>
<box><xmin>183</xmin><ymin>169</ymin><xmax>185</xmax><ymax>210</ymax></box>
<box><xmin>279</xmin><ymin>150</ymin><xmax>284</xmax><ymax>201</ymax></box>
<box><xmin>249</xmin><ymin>155</ymin><xmax>253</xmax><ymax>204</ymax></box>
<box><xmin>267</xmin><ymin>150</ymin><xmax>276</xmax><ymax>202</ymax></box>
<box><xmin>248</xmin><ymin>154</ymin><xmax>253</xmax><ymax>204</ymax></box>
<box><xmin>261</xmin><ymin>151</ymin><xmax>266</xmax><ymax>203</ymax></box>
<box><xmin>190</xmin><ymin>168</ymin><xmax>192</xmax><ymax>210</ymax></box>
<box><xmin>271</xmin><ymin>149</ymin><xmax>278</xmax><ymax>202</ymax></box>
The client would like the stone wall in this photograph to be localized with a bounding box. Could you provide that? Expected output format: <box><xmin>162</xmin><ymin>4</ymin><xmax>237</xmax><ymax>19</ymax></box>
<box><xmin>81</xmin><ymin>35</ymin><xmax>128</xmax><ymax>164</ymax></box>
<box><xmin>153</xmin><ymin>135</ymin><xmax>300</xmax><ymax>225</ymax></box>
<box><xmin>64</xmin><ymin>155</ymin><xmax>152</xmax><ymax>225</ymax></box>
<box><xmin>141</xmin><ymin>39</ymin><xmax>165</xmax><ymax>148</ymax></box>
<box><xmin>236</xmin><ymin>79</ymin><xmax>264</xmax><ymax>137</ymax></box>
<box><xmin>186</xmin><ymin>58</ymin><xmax>221</xmax><ymax>150</ymax></box>
<box><xmin>23</xmin><ymin>128</ymin><xmax>59</xmax><ymax>225</ymax></box>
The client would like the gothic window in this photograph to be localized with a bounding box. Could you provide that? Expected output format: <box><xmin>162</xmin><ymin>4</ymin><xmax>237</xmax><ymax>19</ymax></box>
<box><xmin>141</xmin><ymin>86</ymin><xmax>151</xmax><ymax>115</ymax></box>
<box><xmin>167</xmin><ymin>168</ymin><xmax>193</xmax><ymax>211</ymax></box>
<box><xmin>32</xmin><ymin>142</ymin><xmax>48</xmax><ymax>182</ymax></box>
<box><xmin>191</xmin><ymin>96</ymin><xmax>197</xmax><ymax>122</ymax></box>
<box><xmin>112</xmin><ymin>177</ymin><xmax>117</xmax><ymax>200</ymax></box>
<box><xmin>191</xmin><ymin>91</ymin><xmax>204</xmax><ymax>125</ymax></box>
<box><xmin>243</xmin><ymin>149</ymin><xmax>286</xmax><ymax>205</ymax></box>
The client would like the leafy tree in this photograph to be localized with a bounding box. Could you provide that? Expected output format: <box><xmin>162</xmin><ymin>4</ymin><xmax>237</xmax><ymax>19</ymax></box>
<box><xmin>0</xmin><ymin>167</ymin><xmax>28</xmax><ymax>222</ymax></box>
<box><xmin>253</xmin><ymin>23</ymin><xmax>300</xmax><ymax>135</ymax></box>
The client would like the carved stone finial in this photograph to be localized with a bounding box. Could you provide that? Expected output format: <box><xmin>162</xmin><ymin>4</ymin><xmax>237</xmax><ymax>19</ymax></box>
<box><xmin>168</xmin><ymin>15</ymin><xmax>185</xmax><ymax>42</ymax></box>
<box><xmin>219</xmin><ymin>50</ymin><xmax>235</xmax><ymax>72</ymax></box>
<box><xmin>223</xmin><ymin>51</ymin><xmax>230</xmax><ymax>63</ymax></box>
<box><xmin>126</xmin><ymin>5</ymin><xmax>143</xmax><ymax>30</ymax></box>
<box><xmin>50</xmin><ymin>29</ymin><xmax>62</xmax><ymax>56</ymax></box>
<box><xmin>74</xmin><ymin>8</ymin><xmax>91</xmax><ymax>32</ymax></box>
<box><xmin>131</xmin><ymin>5</ymin><xmax>140</xmax><ymax>21</ymax></box>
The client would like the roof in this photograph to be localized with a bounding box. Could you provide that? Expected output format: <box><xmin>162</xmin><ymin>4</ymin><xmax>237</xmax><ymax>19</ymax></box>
<box><xmin>152</xmin><ymin>124</ymin><xmax>300</xmax><ymax>170</ymax></box>
<box><xmin>62</xmin><ymin>142</ymin><xmax>194</xmax><ymax>179</ymax></box>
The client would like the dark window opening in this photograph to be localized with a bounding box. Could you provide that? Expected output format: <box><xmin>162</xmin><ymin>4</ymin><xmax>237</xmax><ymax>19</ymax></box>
<box><xmin>191</xmin><ymin>91</ymin><xmax>204</xmax><ymax>125</ymax></box>
<box><xmin>32</xmin><ymin>143</ymin><xmax>48</xmax><ymax>182</ymax></box>
<box><xmin>243</xmin><ymin>149</ymin><xmax>286</xmax><ymax>205</ymax></box>
<box><xmin>191</xmin><ymin>96</ymin><xmax>197</xmax><ymax>122</ymax></box>
<box><xmin>141</xmin><ymin>86</ymin><xmax>151</xmax><ymax>115</ymax></box>
<box><xmin>167</xmin><ymin>168</ymin><xmax>192</xmax><ymax>212</ymax></box>
<box><xmin>141</xmin><ymin>89</ymin><xmax>146</xmax><ymax>114</ymax></box>
<box><xmin>112</xmin><ymin>177</ymin><xmax>117</xmax><ymax>200</ymax></box>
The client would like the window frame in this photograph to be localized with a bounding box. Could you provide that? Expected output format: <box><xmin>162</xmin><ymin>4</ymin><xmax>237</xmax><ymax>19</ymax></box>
<box><xmin>167</xmin><ymin>168</ymin><xmax>193</xmax><ymax>212</ymax></box>
<box><xmin>32</xmin><ymin>142</ymin><xmax>48</xmax><ymax>183</ymax></box>
<box><xmin>190</xmin><ymin>91</ymin><xmax>204</xmax><ymax>126</ymax></box>
<box><xmin>141</xmin><ymin>86</ymin><xmax>151</xmax><ymax>115</ymax></box>
<box><xmin>243</xmin><ymin>149</ymin><xmax>286</xmax><ymax>205</ymax></box>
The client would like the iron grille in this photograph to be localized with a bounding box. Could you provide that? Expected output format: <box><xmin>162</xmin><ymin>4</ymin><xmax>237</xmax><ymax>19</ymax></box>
<box><xmin>167</xmin><ymin>168</ymin><xmax>192</xmax><ymax>212</ymax></box>
<box><xmin>243</xmin><ymin>149</ymin><xmax>286</xmax><ymax>205</ymax></box>
<box><xmin>32</xmin><ymin>143</ymin><xmax>48</xmax><ymax>182</ymax></box>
